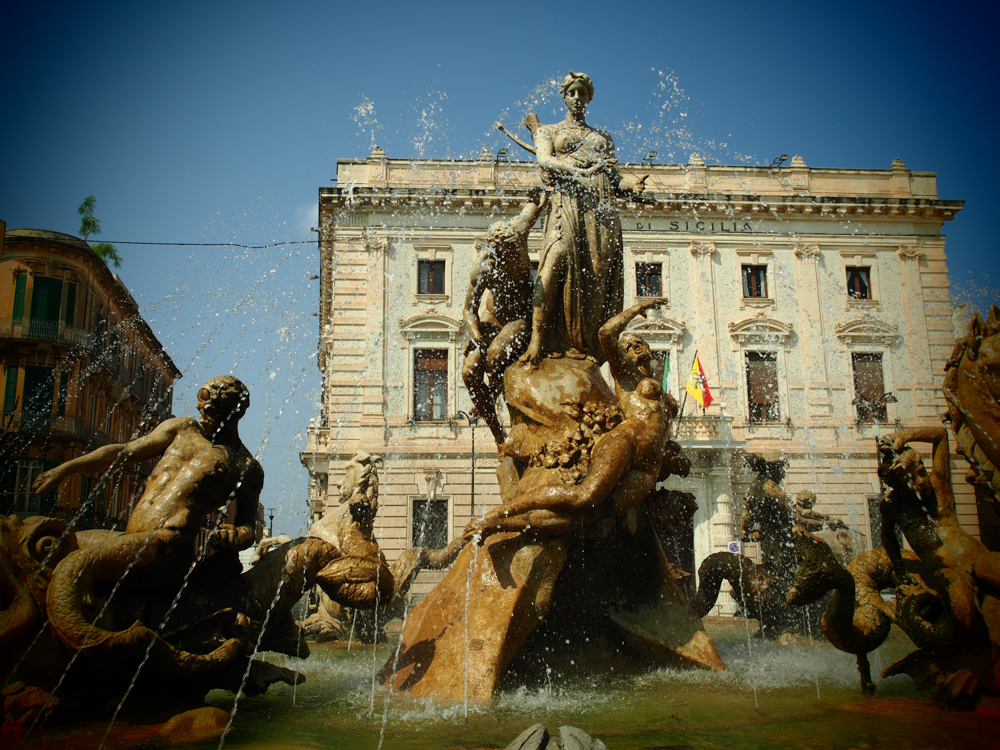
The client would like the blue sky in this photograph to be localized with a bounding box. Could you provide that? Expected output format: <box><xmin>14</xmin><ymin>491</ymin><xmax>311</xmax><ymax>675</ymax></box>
<box><xmin>2</xmin><ymin>0</ymin><xmax>997</xmax><ymax>534</ymax></box>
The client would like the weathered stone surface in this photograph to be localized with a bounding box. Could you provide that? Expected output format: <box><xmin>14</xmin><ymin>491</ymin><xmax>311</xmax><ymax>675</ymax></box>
<box><xmin>158</xmin><ymin>706</ymin><xmax>230</xmax><ymax>744</ymax></box>
<box><xmin>503</xmin><ymin>723</ymin><xmax>610</xmax><ymax>750</ymax></box>
<box><xmin>380</xmin><ymin>533</ymin><xmax>568</xmax><ymax>702</ymax></box>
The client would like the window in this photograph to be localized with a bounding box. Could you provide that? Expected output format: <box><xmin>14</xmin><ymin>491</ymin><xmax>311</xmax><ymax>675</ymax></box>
<box><xmin>417</xmin><ymin>260</ymin><xmax>446</xmax><ymax>295</ymax></box>
<box><xmin>742</xmin><ymin>265</ymin><xmax>768</xmax><ymax>298</ymax></box>
<box><xmin>852</xmin><ymin>352</ymin><xmax>887</xmax><ymax>422</ymax></box>
<box><xmin>21</xmin><ymin>366</ymin><xmax>54</xmax><ymax>432</ymax></box>
<box><xmin>28</xmin><ymin>277</ymin><xmax>62</xmax><ymax>339</ymax></box>
<box><xmin>649</xmin><ymin>350</ymin><xmax>670</xmax><ymax>394</ymax></box>
<box><xmin>745</xmin><ymin>351</ymin><xmax>779</xmax><ymax>423</ymax></box>
<box><xmin>530</xmin><ymin>260</ymin><xmax>540</xmax><ymax>286</ymax></box>
<box><xmin>847</xmin><ymin>267</ymin><xmax>871</xmax><ymax>299</ymax></box>
<box><xmin>636</xmin><ymin>263</ymin><xmax>662</xmax><ymax>297</ymax></box>
<box><xmin>414</xmin><ymin>349</ymin><xmax>448</xmax><ymax>421</ymax></box>
<box><xmin>412</xmin><ymin>498</ymin><xmax>449</xmax><ymax>548</ymax></box>
<box><xmin>11</xmin><ymin>459</ymin><xmax>45</xmax><ymax>517</ymax></box>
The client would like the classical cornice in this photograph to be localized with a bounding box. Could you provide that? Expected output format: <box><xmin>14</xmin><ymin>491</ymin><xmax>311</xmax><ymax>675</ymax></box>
<box><xmin>834</xmin><ymin>316</ymin><xmax>899</xmax><ymax>346</ymax></box>
<box><xmin>728</xmin><ymin>312</ymin><xmax>794</xmax><ymax>346</ymax></box>
<box><xmin>398</xmin><ymin>312</ymin><xmax>462</xmax><ymax>342</ymax></box>
<box><xmin>626</xmin><ymin>316</ymin><xmax>686</xmax><ymax>346</ymax></box>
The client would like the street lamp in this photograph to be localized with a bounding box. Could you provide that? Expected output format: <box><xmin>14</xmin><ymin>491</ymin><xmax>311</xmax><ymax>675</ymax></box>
<box><xmin>267</xmin><ymin>507</ymin><xmax>276</xmax><ymax>538</ymax></box>
<box><xmin>453</xmin><ymin>411</ymin><xmax>481</xmax><ymax>518</ymax></box>
<box><xmin>851</xmin><ymin>392</ymin><xmax>898</xmax><ymax>427</ymax></box>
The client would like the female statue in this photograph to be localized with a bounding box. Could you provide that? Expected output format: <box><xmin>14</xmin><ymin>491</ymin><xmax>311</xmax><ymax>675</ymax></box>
<box><xmin>518</xmin><ymin>71</ymin><xmax>648</xmax><ymax>366</ymax></box>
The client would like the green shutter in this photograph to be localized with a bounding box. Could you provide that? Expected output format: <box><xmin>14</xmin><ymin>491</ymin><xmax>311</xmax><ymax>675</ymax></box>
<box><xmin>3</xmin><ymin>366</ymin><xmax>18</xmax><ymax>412</ymax></box>
<box><xmin>57</xmin><ymin>371</ymin><xmax>69</xmax><ymax>417</ymax></box>
<box><xmin>64</xmin><ymin>283</ymin><xmax>76</xmax><ymax>326</ymax></box>
<box><xmin>12</xmin><ymin>274</ymin><xmax>26</xmax><ymax>320</ymax></box>
<box><xmin>30</xmin><ymin>278</ymin><xmax>62</xmax><ymax>323</ymax></box>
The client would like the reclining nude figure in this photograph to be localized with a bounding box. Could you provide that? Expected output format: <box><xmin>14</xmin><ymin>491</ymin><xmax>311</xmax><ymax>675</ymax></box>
<box><xmin>32</xmin><ymin>375</ymin><xmax>262</xmax><ymax>670</ymax></box>
<box><xmin>462</xmin><ymin>189</ymin><xmax>545</xmax><ymax>444</ymax></box>
<box><xmin>468</xmin><ymin>299</ymin><xmax>685</xmax><ymax>541</ymax></box>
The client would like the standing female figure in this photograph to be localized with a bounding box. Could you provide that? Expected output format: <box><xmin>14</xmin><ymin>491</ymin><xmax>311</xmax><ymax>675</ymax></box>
<box><xmin>521</xmin><ymin>71</ymin><xmax>647</xmax><ymax>366</ymax></box>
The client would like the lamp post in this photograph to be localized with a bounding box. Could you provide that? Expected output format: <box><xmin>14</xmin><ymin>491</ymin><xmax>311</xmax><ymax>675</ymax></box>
<box><xmin>267</xmin><ymin>507</ymin><xmax>276</xmax><ymax>538</ymax></box>
<box><xmin>851</xmin><ymin>392</ymin><xmax>898</xmax><ymax>428</ymax></box>
<box><xmin>453</xmin><ymin>411</ymin><xmax>480</xmax><ymax>518</ymax></box>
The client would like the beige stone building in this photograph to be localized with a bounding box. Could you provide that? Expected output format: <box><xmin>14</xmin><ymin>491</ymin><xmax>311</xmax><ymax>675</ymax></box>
<box><xmin>301</xmin><ymin>148</ymin><xmax>984</xmax><ymax>601</ymax></box>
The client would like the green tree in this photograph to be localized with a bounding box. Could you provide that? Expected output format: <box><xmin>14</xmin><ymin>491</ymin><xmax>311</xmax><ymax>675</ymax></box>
<box><xmin>77</xmin><ymin>196</ymin><xmax>122</xmax><ymax>268</ymax></box>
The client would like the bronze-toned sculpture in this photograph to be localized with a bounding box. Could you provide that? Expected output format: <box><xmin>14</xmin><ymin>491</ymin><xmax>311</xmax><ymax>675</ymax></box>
<box><xmin>788</xmin><ymin>427</ymin><xmax>1000</xmax><ymax>707</ymax></box>
<box><xmin>462</xmin><ymin>190</ymin><xmax>544</xmax><ymax>444</ymax></box>
<box><xmin>469</xmin><ymin>299</ymin><xmax>684</xmax><ymax>540</ymax></box>
<box><xmin>692</xmin><ymin>451</ymin><xmax>848</xmax><ymax>639</ymax></box>
<box><xmin>943</xmin><ymin>304</ymin><xmax>1000</xmax><ymax>516</ymax></box>
<box><xmin>1</xmin><ymin>378</ymin><xmax>393</xmax><ymax>734</ymax></box>
<box><xmin>519</xmin><ymin>71</ymin><xmax>647</xmax><ymax>366</ymax></box>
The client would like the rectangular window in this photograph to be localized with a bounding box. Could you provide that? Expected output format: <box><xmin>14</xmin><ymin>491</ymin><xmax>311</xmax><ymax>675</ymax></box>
<box><xmin>29</xmin><ymin>277</ymin><xmax>63</xmax><ymax>340</ymax></box>
<box><xmin>414</xmin><ymin>349</ymin><xmax>448</xmax><ymax>421</ymax></box>
<box><xmin>649</xmin><ymin>350</ymin><xmax>670</xmax><ymax>394</ymax></box>
<box><xmin>742</xmin><ymin>265</ymin><xmax>768</xmax><ymax>298</ymax></box>
<box><xmin>745</xmin><ymin>351</ymin><xmax>779</xmax><ymax>423</ymax></box>
<box><xmin>3</xmin><ymin>366</ymin><xmax>18</xmax><ymax>413</ymax></box>
<box><xmin>412</xmin><ymin>498</ymin><xmax>449</xmax><ymax>548</ymax></box>
<box><xmin>847</xmin><ymin>267</ymin><xmax>871</xmax><ymax>299</ymax></box>
<box><xmin>13</xmin><ymin>459</ymin><xmax>44</xmax><ymax>517</ymax></box>
<box><xmin>12</xmin><ymin>273</ymin><xmax>26</xmax><ymax>320</ymax></box>
<box><xmin>87</xmin><ymin>394</ymin><xmax>97</xmax><ymax>431</ymax></box>
<box><xmin>417</xmin><ymin>260</ymin><xmax>446</xmax><ymax>295</ymax></box>
<box><xmin>636</xmin><ymin>263</ymin><xmax>662</xmax><ymax>297</ymax></box>
<box><xmin>21</xmin><ymin>366</ymin><xmax>54</xmax><ymax>432</ymax></box>
<box><xmin>852</xmin><ymin>352</ymin><xmax>887</xmax><ymax>422</ymax></box>
<box><xmin>529</xmin><ymin>260</ymin><xmax>540</xmax><ymax>286</ymax></box>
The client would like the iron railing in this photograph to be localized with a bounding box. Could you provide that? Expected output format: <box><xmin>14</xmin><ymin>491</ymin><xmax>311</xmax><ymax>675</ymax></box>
<box><xmin>0</xmin><ymin>318</ymin><xmax>93</xmax><ymax>347</ymax></box>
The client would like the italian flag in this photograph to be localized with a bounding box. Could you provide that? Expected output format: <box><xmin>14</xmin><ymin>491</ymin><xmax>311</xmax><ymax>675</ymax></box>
<box><xmin>686</xmin><ymin>355</ymin><xmax>713</xmax><ymax>409</ymax></box>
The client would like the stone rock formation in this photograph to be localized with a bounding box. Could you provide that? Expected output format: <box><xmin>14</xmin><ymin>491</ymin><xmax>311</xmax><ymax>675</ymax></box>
<box><xmin>505</xmin><ymin>723</ymin><xmax>610</xmax><ymax>750</ymax></box>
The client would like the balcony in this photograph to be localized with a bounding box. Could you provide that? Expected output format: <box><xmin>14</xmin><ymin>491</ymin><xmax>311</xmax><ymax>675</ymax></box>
<box><xmin>0</xmin><ymin>411</ymin><xmax>86</xmax><ymax>440</ymax></box>
<box><xmin>673</xmin><ymin>416</ymin><xmax>740</xmax><ymax>450</ymax></box>
<box><xmin>0</xmin><ymin>318</ymin><xmax>93</xmax><ymax>347</ymax></box>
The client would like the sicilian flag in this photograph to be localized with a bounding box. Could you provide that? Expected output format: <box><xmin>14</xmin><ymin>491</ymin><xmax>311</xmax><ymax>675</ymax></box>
<box><xmin>686</xmin><ymin>355</ymin><xmax>713</xmax><ymax>409</ymax></box>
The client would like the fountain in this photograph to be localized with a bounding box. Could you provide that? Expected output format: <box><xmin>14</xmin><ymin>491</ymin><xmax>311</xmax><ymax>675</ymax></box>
<box><xmin>4</xmin><ymin>70</ymin><xmax>1000</xmax><ymax>749</ymax></box>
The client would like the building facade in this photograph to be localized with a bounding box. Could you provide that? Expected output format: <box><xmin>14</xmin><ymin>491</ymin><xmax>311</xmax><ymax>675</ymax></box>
<box><xmin>0</xmin><ymin>227</ymin><xmax>180</xmax><ymax>528</ymax></box>
<box><xmin>301</xmin><ymin>149</ymin><xmax>979</xmax><ymax>601</ymax></box>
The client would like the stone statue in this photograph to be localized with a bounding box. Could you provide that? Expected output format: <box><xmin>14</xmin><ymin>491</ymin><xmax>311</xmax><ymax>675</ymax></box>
<box><xmin>469</xmin><ymin>299</ymin><xmax>684</xmax><ymax>540</ymax></box>
<box><xmin>943</xmin><ymin>304</ymin><xmax>1000</xmax><ymax>516</ymax></box>
<box><xmin>1</xmin><ymin>378</ymin><xmax>394</xmax><ymax>731</ymax></box>
<box><xmin>520</xmin><ymin>71</ymin><xmax>647</xmax><ymax>366</ymax></box>
<box><xmin>692</xmin><ymin>451</ymin><xmax>851</xmax><ymax>638</ymax></box>
<box><xmin>462</xmin><ymin>189</ymin><xmax>545</xmax><ymax>444</ymax></box>
<box><xmin>384</xmin><ymin>74</ymin><xmax>722</xmax><ymax>704</ymax></box>
<box><xmin>302</xmin><ymin>451</ymin><xmax>464</xmax><ymax>643</ymax></box>
<box><xmin>788</xmin><ymin>428</ymin><xmax>1000</xmax><ymax>707</ymax></box>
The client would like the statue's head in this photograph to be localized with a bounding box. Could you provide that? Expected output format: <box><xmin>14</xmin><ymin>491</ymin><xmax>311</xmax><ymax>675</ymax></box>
<box><xmin>878</xmin><ymin>441</ymin><xmax>929</xmax><ymax>493</ymax></box>
<box><xmin>197</xmin><ymin>375</ymin><xmax>250</xmax><ymax>428</ymax></box>
<box><xmin>620</xmin><ymin>332</ymin><xmax>652</xmax><ymax>376</ymax></box>
<box><xmin>560</xmin><ymin>71</ymin><xmax>594</xmax><ymax>112</ymax></box>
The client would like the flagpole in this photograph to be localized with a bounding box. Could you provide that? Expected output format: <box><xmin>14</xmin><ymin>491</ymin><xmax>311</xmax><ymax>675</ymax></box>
<box><xmin>673</xmin><ymin>349</ymin><xmax>698</xmax><ymax>438</ymax></box>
